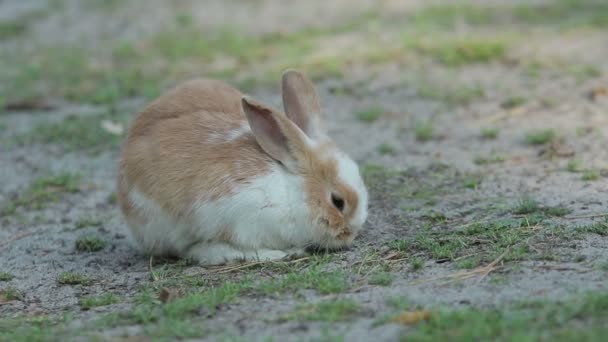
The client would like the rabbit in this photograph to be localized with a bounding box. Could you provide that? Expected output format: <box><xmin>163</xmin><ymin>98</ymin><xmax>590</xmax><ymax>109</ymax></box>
<box><xmin>116</xmin><ymin>69</ymin><xmax>368</xmax><ymax>265</ymax></box>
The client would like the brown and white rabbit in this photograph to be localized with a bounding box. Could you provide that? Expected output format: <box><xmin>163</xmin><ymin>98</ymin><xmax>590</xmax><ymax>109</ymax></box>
<box><xmin>117</xmin><ymin>70</ymin><xmax>368</xmax><ymax>265</ymax></box>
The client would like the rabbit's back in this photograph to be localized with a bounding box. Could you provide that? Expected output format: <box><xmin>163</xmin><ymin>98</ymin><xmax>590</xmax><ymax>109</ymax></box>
<box><xmin>117</xmin><ymin>79</ymin><xmax>274</xmax><ymax>224</ymax></box>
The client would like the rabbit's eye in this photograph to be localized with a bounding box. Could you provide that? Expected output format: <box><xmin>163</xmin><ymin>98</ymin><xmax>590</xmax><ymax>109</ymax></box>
<box><xmin>331</xmin><ymin>193</ymin><xmax>345</xmax><ymax>212</ymax></box>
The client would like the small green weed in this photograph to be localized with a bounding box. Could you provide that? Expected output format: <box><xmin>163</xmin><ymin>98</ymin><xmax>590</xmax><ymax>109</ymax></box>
<box><xmin>355</xmin><ymin>107</ymin><xmax>384</xmax><ymax>123</ymax></box>
<box><xmin>74</xmin><ymin>218</ymin><xmax>104</xmax><ymax>229</ymax></box>
<box><xmin>581</xmin><ymin>170</ymin><xmax>599</xmax><ymax>181</ymax></box>
<box><xmin>413</xmin><ymin>38</ymin><xmax>506</xmax><ymax>66</ymax></box>
<box><xmin>480</xmin><ymin>127</ymin><xmax>499</xmax><ymax>139</ymax></box>
<box><xmin>0</xmin><ymin>272</ymin><xmax>14</xmax><ymax>281</ymax></box>
<box><xmin>0</xmin><ymin>287</ymin><xmax>23</xmax><ymax>301</ymax></box>
<box><xmin>75</xmin><ymin>236</ymin><xmax>106</xmax><ymax>252</ymax></box>
<box><xmin>414</xmin><ymin>121</ymin><xmax>434</xmax><ymax>141</ymax></box>
<box><xmin>524</xmin><ymin>129</ymin><xmax>555</xmax><ymax>145</ymax></box>
<box><xmin>1</xmin><ymin>172</ymin><xmax>80</xmax><ymax>215</ymax></box>
<box><xmin>57</xmin><ymin>272</ymin><xmax>91</xmax><ymax>285</ymax></box>
<box><xmin>512</xmin><ymin>197</ymin><xmax>540</xmax><ymax>215</ymax></box>
<box><xmin>369</xmin><ymin>272</ymin><xmax>393</xmax><ymax>286</ymax></box>
<box><xmin>500</xmin><ymin>96</ymin><xmax>526</xmax><ymax>109</ymax></box>
<box><xmin>566</xmin><ymin>159</ymin><xmax>582</xmax><ymax>172</ymax></box>
<box><xmin>80</xmin><ymin>293</ymin><xmax>119</xmax><ymax>310</ymax></box>
<box><xmin>576</xmin><ymin>219</ymin><xmax>608</xmax><ymax>236</ymax></box>
<box><xmin>474</xmin><ymin>153</ymin><xmax>505</xmax><ymax>165</ymax></box>
<box><xmin>377</xmin><ymin>143</ymin><xmax>397</xmax><ymax>155</ymax></box>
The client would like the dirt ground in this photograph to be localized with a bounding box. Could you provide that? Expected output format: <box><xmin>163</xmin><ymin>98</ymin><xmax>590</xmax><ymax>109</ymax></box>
<box><xmin>1</xmin><ymin>1</ymin><xmax>608</xmax><ymax>341</ymax></box>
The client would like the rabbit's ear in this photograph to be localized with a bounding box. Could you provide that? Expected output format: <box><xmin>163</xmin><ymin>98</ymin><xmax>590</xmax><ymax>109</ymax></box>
<box><xmin>241</xmin><ymin>96</ymin><xmax>307</xmax><ymax>171</ymax></box>
<box><xmin>281</xmin><ymin>69</ymin><xmax>323</xmax><ymax>139</ymax></box>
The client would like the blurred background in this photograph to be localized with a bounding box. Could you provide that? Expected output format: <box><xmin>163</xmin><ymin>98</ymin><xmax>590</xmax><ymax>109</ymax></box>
<box><xmin>2</xmin><ymin>2</ymin><xmax>608</xmax><ymax>340</ymax></box>
<box><xmin>1</xmin><ymin>0</ymin><xmax>607</xmax><ymax>181</ymax></box>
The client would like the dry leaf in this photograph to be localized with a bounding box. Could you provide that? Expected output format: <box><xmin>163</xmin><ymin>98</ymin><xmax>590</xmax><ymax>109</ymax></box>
<box><xmin>101</xmin><ymin>120</ymin><xmax>124</xmax><ymax>135</ymax></box>
<box><xmin>392</xmin><ymin>310</ymin><xmax>431</xmax><ymax>325</ymax></box>
<box><xmin>588</xmin><ymin>86</ymin><xmax>608</xmax><ymax>101</ymax></box>
<box><xmin>159</xmin><ymin>287</ymin><xmax>180</xmax><ymax>304</ymax></box>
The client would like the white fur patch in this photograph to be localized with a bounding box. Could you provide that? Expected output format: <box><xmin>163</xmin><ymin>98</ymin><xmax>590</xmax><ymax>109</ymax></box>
<box><xmin>125</xmin><ymin>164</ymin><xmax>319</xmax><ymax>263</ymax></box>
<box><xmin>208</xmin><ymin>122</ymin><xmax>251</xmax><ymax>143</ymax></box>
<box><xmin>192</xmin><ymin>164</ymin><xmax>316</xmax><ymax>249</ymax></box>
<box><xmin>224</xmin><ymin>122</ymin><xmax>251</xmax><ymax>141</ymax></box>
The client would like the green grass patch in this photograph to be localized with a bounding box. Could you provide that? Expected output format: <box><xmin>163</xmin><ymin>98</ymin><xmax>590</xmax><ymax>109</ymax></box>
<box><xmin>455</xmin><ymin>256</ymin><xmax>482</xmax><ymax>269</ymax></box>
<box><xmin>512</xmin><ymin>197</ymin><xmax>540</xmax><ymax>215</ymax></box>
<box><xmin>20</xmin><ymin>113</ymin><xmax>126</xmax><ymax>153</ymax></box>
<box><xmin>75</xmin><ymin>236</ymin><xmax>106</xmax><ymax>252</ymax></box>
<box><xmin>57</xmin><ymin>272</ymin><xmax>91</xmax><ymax>285</ymax></box>
<box><xmin>500</xmin><ymin>96</ymin><xmax>526</xmax><ymax>109</ymax></box>
<box><xmin>0</xmin><ymin>272</ymin><xmax>14</xmax><ymax>281</ymax></box>
<box><xmin>524</xmin><ymin>129</ymin><xmax>555</xmax><ymax>145</ymax></box>
<box><xmin>414</xmin><ymin>121</ymin><xmax>434</xmax><ymax>142</ymax></box>
<box><xmin>377</xmin><ymin>143</ymin><xmax>397</xmax><ymax>155</ymax></box>
<box><xmin>576</xmin><ymin>219</ymin><xmax>608</xmax><ymax>236</ymax></box>
<box><xmin>0</xmin><ymin>287</ymin><xmax>23</xmax><ymax>301</ymax></box>
<box><xmin>74</xmin><ymin>217</ymin><xmax>104</xmax><ymax>229</ymax></box>
<box><xmin>480</xmin><ymin>127</ymin><xmax>499</xmax><ymax>139</ymax></box>
<box><xmin>410</xmin><ymin>257</ymin><xmax>425</xmax><ymax>271</ymax></box>
<box><xmin>403</xmin><ymin>292</ymin><xmax>608</xmax><ymax>341</ymax></box>
<box><xmin>369</xmin><ymin>272</ymin><xmax>393</xmax><ymax>286</ymax></box>
<box><xmin>474</xmin><ymin>153</ymin><xmax>505</xmax><ymax>165</ymax></box>
<box><xmin>415</xmin><ymin>79</ymin><xmax>484</xmax><ymax>105</ymax></box>
<box><xmin>462</xmin><ymin>174</ymin><xmax>483</xmax><ymax>190</ymax></box>
<box><xmin>1</xmin><ymin>172</ymin><xmax>80</xmax><ymax>216</ymax></box>
<box><xmin>566</xmin><ymin>159</ymin><xmax>582</xmax><ymax>172</ymax></box>
<box><xmin>581</xmin><ymin>170</ymin><xmax>599</xmax><ymax>181</ymax></box>
<box><xmin>411</xmin><ymin>37</ymin><xmax>507</xmax><ymax>66</ymax></box>
<box><xmin>355</xmin><ymin>107</ymin><xmax>384</xmax><ymax>123</ymax></box>
<box><xmin>0</xmin><ymin>21</ymin><xmax>27</xmax><ymax>40</ymax></box>
<box><xmin>80</xmin><ymin>293</ymin><xmax>119</xmax><ymax>310</ymax></box>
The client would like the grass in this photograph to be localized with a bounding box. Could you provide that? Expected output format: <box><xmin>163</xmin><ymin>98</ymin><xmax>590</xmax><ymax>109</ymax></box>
<box><xmin>415</xmin><ymin>79</ymin><xmax>485</xmax><ymax>105</ymax></box>
<box><xmin>0</xmin><ymin>272</ymin><xmax>14</xmax><ymax>281</ymax></box>
<box><xmin>80</xmin><ymin>293</ymin><xmax>119</xmax><ymax>310</ymax></box>
<box><xmin>414</xmin><ymin>121</ymin><xmax>434</xmax><ymax>142</ymax></box>
<box><xmin>355</xmin><ymin>107</ymin><xmax>383</xmax><ymax>123</ymax></box>
<box><xmin>455</xmin><ymin>256</ymin><xmax>482</xmax><ymax>269</ymax></box>
<box><xmin>377</xmin><ymin>143</ymin><xmax>396</xmax><ymax>155</ymax></box>
<box><xmin>369</xmin><ymin>272</ymin><xmax>393</xmax><ymax>286</ymax></box>
<box><xmin>1</xmin><ymin>172</ymin><xmax>80</xmax><ymax>216</ymax></box>
<box><xmin>473</xmin><ymin>153</ymin><xmax>505</xmax><ymax>165</ymax></box>
<box><xmin>581</xmin><ymin>170</ymin><xmax>599</xmax><ymax>181</ymax></box>
<box><xmin>411</xmin><ymin>37</ymin><xmax>507</xmax><ymax>66</ymax></box>
<box><xmin>20</xmin><ymin>113</ymin><xmax>126</xmax><ymax>153</ymax></box>
<box><xmin>391</xmin><ymin>209</ymin><xmax>558</xmax><ymax>264</ymax></box>
<box><xmin>480</xmin><ymin>127</ymin><xmax>499</xmax><ymax>139</ymax></box>
<box><xmin>285</xmin><ymin>300</ymin><xmax>360</xmax><ymax>322</ymax></box>
<box><xmin>410</xmin><ymin>257</ymin><xmax>425</xmax><ymax>271</ymax></box>
<box><xmin>462</xmin><ymin>174</ymin><xmax>482</xmax><ymax>189</ymax></box>
<box><xmin>0</xmin><ymin>287</ymin><xmax>23</xmax><ymax>301</ymax></box>
<box><xmin>566</xmin><ymin>159</ymin><xmax>582</xmax><ymax>172</ymax></box>
<box><xmin>75</xmin><ymin>236</ymin><xmax>106</xmax><ymax>252</ymax></box>
<box><xmin>524</xmin><ymin>129</ymin><xmax>555</xmax><ymax>145</ymax></box>
<box><xmin>512</xmin><ymin>197</ymin><xmax>540</xmax><ymax>215</ymax></box>
<box><xmin>57</xmin><ymin>272</ymin><xmax>91</xmax><ymax>285</ymax></box>
<box><xmin>74</xmin><ymin>217</ymin><xmax>104</xmax><ymax>229</ymax></box>
<box><xmin>0</xmin><ymin>21</ymin><xmax>27</xmax><ymax>40</ymax></box>
<box><xmin>500</xmin><ymin>96</ymin><xmax>526</xmax><ymax>109</ymax></box>
<box><xmin>403</xmin><ymin>292</ymin><xmax>608</xmax><ymax>341</ymax></box>
<box><xmin>576</xmin><ymin>219</ymin><xmax>608</xmax><ymax>236</ymax></box>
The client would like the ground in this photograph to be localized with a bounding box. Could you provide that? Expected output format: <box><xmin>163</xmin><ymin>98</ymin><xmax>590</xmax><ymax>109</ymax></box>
<box><xmin>1</xmin><ymin>0</ymin><xmax>608</xmax><ymax>341</ymax></box>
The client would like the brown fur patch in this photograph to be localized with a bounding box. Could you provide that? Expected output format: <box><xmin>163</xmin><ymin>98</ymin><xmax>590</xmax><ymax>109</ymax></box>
<box><xmin>118</xmin><ymin>79</ymin><xmax>273</xmax><ymax>222</ymax></box>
